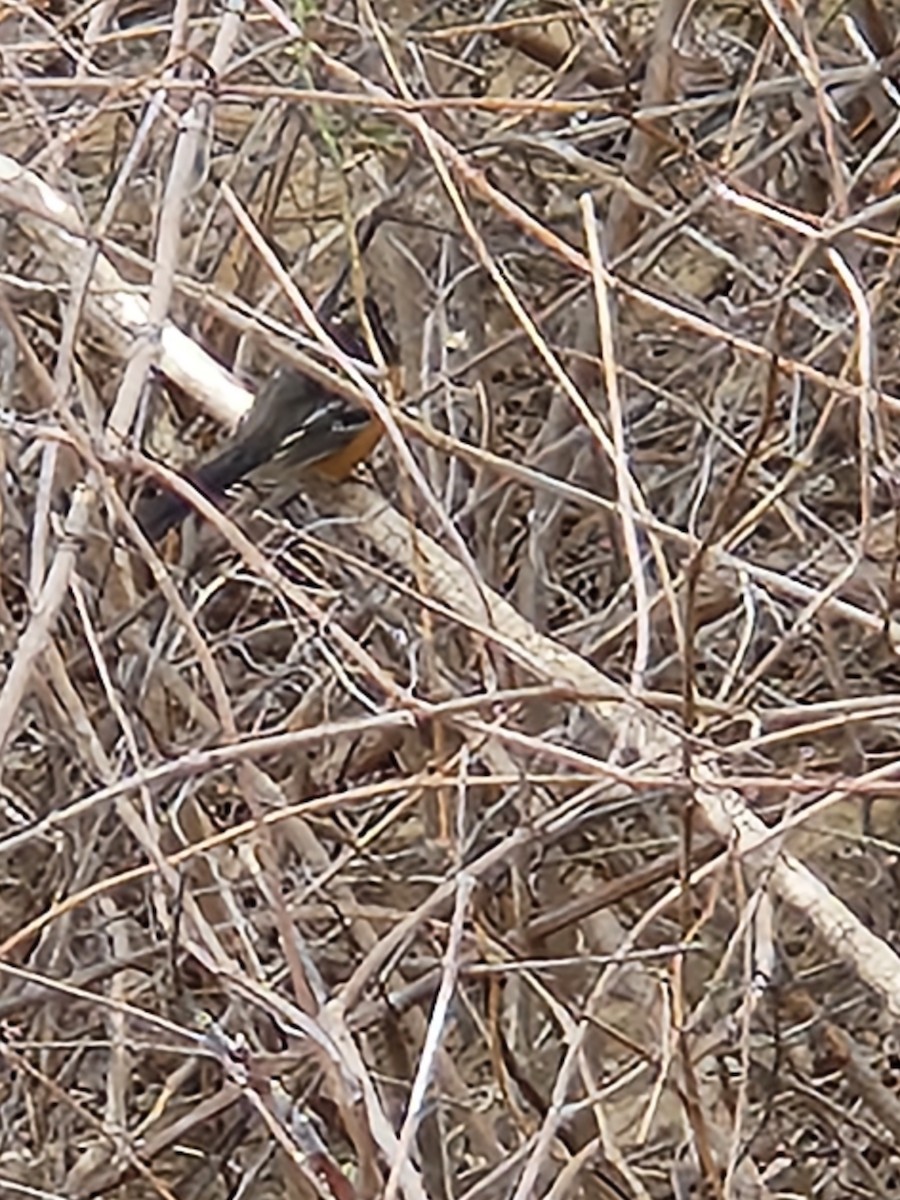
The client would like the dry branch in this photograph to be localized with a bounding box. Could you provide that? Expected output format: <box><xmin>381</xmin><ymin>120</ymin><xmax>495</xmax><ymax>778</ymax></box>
<box><xmin>4</xmin><ymin>4</ymin><xmax>900</xmax><ymax>1197</ymax></box>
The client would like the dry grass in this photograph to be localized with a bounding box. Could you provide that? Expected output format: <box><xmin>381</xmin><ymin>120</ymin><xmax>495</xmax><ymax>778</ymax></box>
<box><xmin>4</xmin><ymin>1</ymin><xmax>900</xmax><ymax>1198</ymax></box>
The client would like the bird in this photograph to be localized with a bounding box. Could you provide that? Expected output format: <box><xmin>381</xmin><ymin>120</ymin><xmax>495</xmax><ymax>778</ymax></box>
<box><xmin>135</xmin><ymin>300</ymin><xmax>395</xmax><ymax>544</ymax></box>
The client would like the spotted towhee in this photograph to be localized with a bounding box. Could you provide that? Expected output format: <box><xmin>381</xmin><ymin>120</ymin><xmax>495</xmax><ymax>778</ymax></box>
<box><xmin>135</xmin><ymin>299</ymin><xmax>396</xmax><ymax>543</ymax></box>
